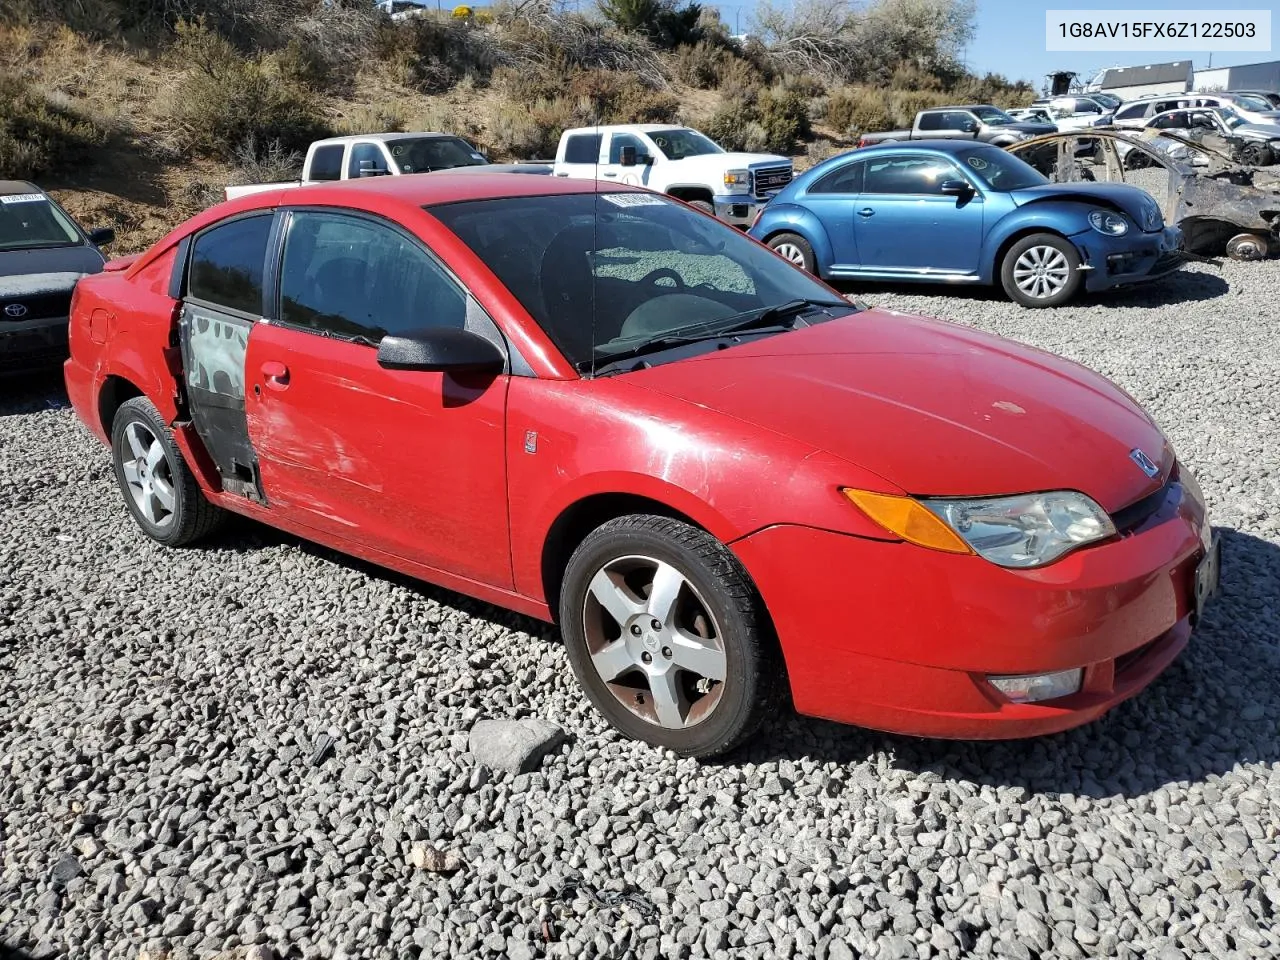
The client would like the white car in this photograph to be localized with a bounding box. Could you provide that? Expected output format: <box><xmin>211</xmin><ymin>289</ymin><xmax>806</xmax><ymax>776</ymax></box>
<box><xmin>1112</xmin><ymin>92</ymin><xmax>1280</xmax><ymax>130</ymax></box>
<box><xmin>1045</xmin><ymin>96</ymin><xmax>1116</xmax><ymax>131</ymax></box>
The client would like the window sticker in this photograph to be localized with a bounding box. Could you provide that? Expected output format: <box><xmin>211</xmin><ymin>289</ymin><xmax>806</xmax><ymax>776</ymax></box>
<box><xmin>966</xmin><ymin>156</ymin><xmax>989</xmax><ymax>170</ymax></box>
<box><xmin>0</xmin><ymin>194</ymin><xmax>46</xmax><ymax>204</ymax></box>
<box><xmin>601</xmin><ymin>192</ymin><xmax>666</xmax><ymax>208</ymax></box>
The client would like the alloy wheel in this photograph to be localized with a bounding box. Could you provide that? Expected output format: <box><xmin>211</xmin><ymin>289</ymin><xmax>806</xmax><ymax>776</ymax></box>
<box><xmin>774</xmin><ymin>242</ymin><xmax>808</xmax><ymax>266</ymax></box>
<box><xmin>120</xmin><ymin>421</ymin><xmax>176</xmax><ymax>530</ymax></box>
<box><xmin>582</xmin><ymin>555</ymin><xmax>727</xmax><ymax>729</ymax></box>
<box><xmin>1012</xmin><ymin>245</ymin><xmax>1071</xmax><ymax>300</ymax></box>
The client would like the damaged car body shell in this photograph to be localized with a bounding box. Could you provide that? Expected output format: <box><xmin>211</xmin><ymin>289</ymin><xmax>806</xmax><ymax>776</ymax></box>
<box><xmin>1007</xmin><ymin>130</ymin><xmax>1280</xmax><ymax>259</ymax></box>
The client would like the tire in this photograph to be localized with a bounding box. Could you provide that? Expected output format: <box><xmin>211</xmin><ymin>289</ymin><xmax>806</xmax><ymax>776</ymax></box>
<box><xmin>1000</xmin><ymin>232</ymin><xmax>1082</xmax><ymax>308</ymax></box>
<box><xmin>687</xmin><ymin>199</ymin><xmax>715</xmax><ymax>216</ymax></box>
<box><xmin>1240</xmin><ymin>142</ymin><xmax>1273</xmax><ymax>167</ymax></box>
<box><xmin>766</xmin><ymin>232</ymin><xmax>816</xmax><ymax>273</ymax></box>
<box><xmin>558</xmin><ymin>515</ymin><xmax>783</xmax><ymax>758</ymax></box>
<box><xmin>111</xmin><ymin>396</ymin><xmax>226</xmax><ymax>547</ymax></box>
<box><xmin>1123</xmin><ymin>150</ymin><xmax>1154</xmax><ymax>170</ymax></box>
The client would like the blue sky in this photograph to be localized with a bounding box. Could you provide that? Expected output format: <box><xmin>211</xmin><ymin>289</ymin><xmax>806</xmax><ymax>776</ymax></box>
<box><xmin>964</xmin><ymin>0</ymin><xmax>1274</xmax><ymax>87</ymax></box>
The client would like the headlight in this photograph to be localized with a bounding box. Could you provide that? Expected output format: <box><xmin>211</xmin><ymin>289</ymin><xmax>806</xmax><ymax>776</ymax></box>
<box><xmin>723</xmin><ymin>169</ymin><xmax>750</xmax><ymax>192</ymax></box>
<box><xmin>1088</xmin><ymin>209</ymin><xmax>1129</xmax><ymax>236</ymax></box>
<box><xmin>921</xmin><ymin>491</ymin><xmax>1116</xmax><ymax>568</ymax></box>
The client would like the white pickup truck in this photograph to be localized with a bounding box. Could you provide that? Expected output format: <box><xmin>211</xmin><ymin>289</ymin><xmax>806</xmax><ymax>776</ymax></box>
<box><xmin>550</xmin><ymin>124</ymin><xmax>793</xmax><ymax>227</ymax></box>
<box><xmin>224</xmin><ymin>132</ymin><xmax>552</xmax><ymax>201</ymax></box>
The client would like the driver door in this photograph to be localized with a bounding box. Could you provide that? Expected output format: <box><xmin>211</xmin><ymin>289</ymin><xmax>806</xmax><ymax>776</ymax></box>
<box><xmin>241</xmin><ymin>209</ymin><xmax>514</xmax><ymax>588</ymax></box>
<box><xmin>599</xmin><ymin>132</ymin><xmax>654</xmax><ymax>188</ymax></box>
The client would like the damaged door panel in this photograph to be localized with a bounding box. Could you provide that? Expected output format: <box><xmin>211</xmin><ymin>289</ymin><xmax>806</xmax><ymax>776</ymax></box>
<box><xmin>1008</xmin><ymin>130</ymin><xmax>1280</xmax><ymax>260</ymax></box>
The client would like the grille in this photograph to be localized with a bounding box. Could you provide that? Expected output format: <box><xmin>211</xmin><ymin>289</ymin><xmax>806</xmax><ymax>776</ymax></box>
<box><xmin>1111</xmin><ymin>476</ymin><xmax>1175</xmax><ymax>535</ymax></box>
<box><xmin>752</xmin><ymin>165</ymin><xmax>793</xmax><ymax>197</ymax></box>
<box><xmin>1</xmin><ymin>290</ymin><xmax>73</xmax><ymax>322</ymax></box>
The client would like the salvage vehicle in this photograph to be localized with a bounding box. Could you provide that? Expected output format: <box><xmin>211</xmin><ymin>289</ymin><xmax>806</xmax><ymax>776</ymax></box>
<box><xmin>65</xmin><ymin>174</ymin><xmax>1220</xmax><ymax>756</ymax></box>
<box><xmin>855</xmin><ymin>105</ymin><xmax>1056</xmax><ymax>149</ymax></box>
<box><xmin>1142</xmin><ymin>107</ymin><xmax>1280</xmax><ymax>168</ymax></box>
<box><xmin>225</xmin><ymin>132</ymin><xmax>551</xmax><ymax>200</ymax></box>
<box><xmin>1111</xmin><ymin>92</ymin><xmax>1280</xmax><ymax>131</ymax></box>
<box><xmin>1</xmin><ymin>181</ymin><xmax>113</xmax><ymax>374</ymax></box>
<box><xmin>549</xmin><ymin>124</ymin><xmax>793</xmax><ymax>228</ymax></box>
<box><xmin>1009</xmin><ymin>130</ymin><xmax>1280</xmax><ymax>260</ymax></box>
<box><xmin>748</xmin><ymin>141</ymin><xmax>1183</xmax><ymax>307</ymax></box>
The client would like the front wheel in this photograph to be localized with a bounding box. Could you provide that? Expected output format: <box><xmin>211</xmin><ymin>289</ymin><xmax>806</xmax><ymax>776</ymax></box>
<box><xmin>111</xmin><ymin>396</ymin><xmax>226</xmax><ymax>546</ymax></box>
<box><xmin>766</xmin><ymin>232</ymin><xmax>816</xmax><ymax>273</ymax></box>
<box><xmin>1000</xmin><ymin>233</ymin><xmax>1082</xmax><ymax>308</ymax></box>
<box><xmin>559</xmin><ymin>515</ymin><xmax>783</xmax><ymax>757</ymax></box>
<box><xmin>686</xmin><ymin>199</ymin><xmax>715</xmax><ymax>216</ymax></box>
<box><xmin>1239</xmin><ymin>142</ymin><xmax>1273</xmax><ymax>167</ymax></box>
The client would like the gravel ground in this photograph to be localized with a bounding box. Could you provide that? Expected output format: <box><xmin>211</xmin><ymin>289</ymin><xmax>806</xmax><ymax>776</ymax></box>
<box><xmin>2</xmin><ymin>260</ymin><xmax>1279</xmax><ymax>960</ymax></box>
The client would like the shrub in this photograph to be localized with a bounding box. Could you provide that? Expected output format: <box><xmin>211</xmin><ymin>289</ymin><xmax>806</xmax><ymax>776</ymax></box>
<box><xmin>756</xmin><ymin>86</ymin><xmax>810</xmax><ymax>151</ymax></box>
<box><xmin>823</xmin><ymin>86</ymin><xmax>893</xmax><ymax>136</ymax></box>
<box><xmin>165</xmin><ymin>21</ymin><xmax>329</xmax><ymax>160</ymax></box>
<box><xmin>377</xmin><ymin>16</ymin><xmax>506</xmax><ymax>93</ymax></box>
<box><xmin>484</xmin><ymin>98</ymin><xmax>575</xmax><ymax>160</ymax></box>
<box><xmin>0</xmin><ymin>75</ymin><xmax>108</xmax><ymax>180</ymax></box>
<box><xmin>674</xmin><ymin>40</ymin><xmax>726</xmax><ymax>88</ymax></box>
<box><xmin>229</xmin><ymin>135</ymin><xmax>303</xmax><ymax>186</ymax></box>
<box><xmin>598</xmin><ymin>0</ymin><xmax>702</xmax><ymax>49</ymax></box>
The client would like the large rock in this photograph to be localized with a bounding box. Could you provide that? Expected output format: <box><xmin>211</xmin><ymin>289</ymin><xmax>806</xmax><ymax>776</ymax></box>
<box><xmin>467</xmin><ymin>718</ymin><xmax>567</xmax><ymax>774</ymax></box>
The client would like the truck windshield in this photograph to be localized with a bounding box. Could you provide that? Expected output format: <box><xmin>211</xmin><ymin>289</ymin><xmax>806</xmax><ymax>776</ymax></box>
<box><xmin>427</xmin><ymin>191</ymin><xmax>856</xmax><ymax>373</ymax></box>
<box><xmin>972</xmin><ymin>106</ymin><xmax>1018</xmax><ymax>126</ymax></box>
<box><xmin>0</xmin><ymin>195</ymin><xmax>81</xmax><ymax>251</ymax></box>
<box><xmin>385</xmin><ymin>137</ymin><xmax>487</xmax><ymax>173</ymax></box>
<box><xmin>956</xmin><ymin>146</ymin><xmax>1048</xmax><ymax>191</ymax></box>
<box><xmin>647</xmin><ymin>129</ymin><xmax>724</xmax><ymax>160</ymax></box>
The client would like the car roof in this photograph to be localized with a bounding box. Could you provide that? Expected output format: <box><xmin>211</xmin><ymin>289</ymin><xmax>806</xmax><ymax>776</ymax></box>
<box><xmin>0</xmin><ymin>180</ymin><xmax>43</xmax><ymax>196</ymax></box>
<box><xmin>853</xmin><ymin>139</ymin><xmax>998</xmax><ymax>155</ymax></box>
<box><xmin>312</xmin><ymin>132</ymin><xmax>464</xmax><ymax>146</ymax></box>
<box><xmin>286</xmin><ymin>172</ymin><xmax>633</xmax><ymax>206</ymax></box>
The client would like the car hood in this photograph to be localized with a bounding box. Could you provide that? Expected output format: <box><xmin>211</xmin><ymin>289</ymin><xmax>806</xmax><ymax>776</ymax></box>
<box><xmin>624</xmin><ymin>310</ymin><xmax>1168</xmax><ymax>511</ymax></box>
<box><xmin>1235</xmin><ymin>122</ymin><xmax>1280</xmax><ymax>140</ymax></box>
<box><xmin>664</xmin><ymin>152</ymin><xmax>789</xmax><ymax>173</ymax></box>
<box><xmin>1009</xmin><ymin>181</ymin><xmax>1159</xmax><ymax>227</ymax></box>
<box><xmin>0</xmin><ymin>243</ymin><xmax>105</xmax><ymax>282</ymax></box>
<box><xmin>1003</xmin><ymin>122</ymin><xmax>1059</xmax><ymax>136</ymax></box>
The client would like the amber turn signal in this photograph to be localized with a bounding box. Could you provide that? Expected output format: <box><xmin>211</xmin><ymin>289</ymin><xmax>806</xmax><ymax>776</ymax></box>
<box><xmin>841</xmin><ymin>488</ymin><xmax>973</xmax><ymax>555</ymax></box>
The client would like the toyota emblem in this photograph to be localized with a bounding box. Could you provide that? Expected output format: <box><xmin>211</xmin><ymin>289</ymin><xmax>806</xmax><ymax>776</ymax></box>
<box><xmin>3</xmin><ymin>303</ymin><xmax>27</xmax><ymax>318</ymax></box>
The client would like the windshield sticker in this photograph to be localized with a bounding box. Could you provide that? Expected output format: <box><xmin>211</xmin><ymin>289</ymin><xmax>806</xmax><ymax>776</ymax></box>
<box><xmin>391</xmin><ymin>146</ymin><xmax>405</xmax><ymax>156</ymax></box>
<box><xmin>470</xmin><ymin>152</ymin><xmax>485</xmax><ymax>160</ymax></box>
<box><xmin>966</xmin><ymin>156</ymin><xmax>989</xmax><ymax>170</ymax></box>
<box><xmin>601</xmin><ymin>193</ymin><xmax>666</xmax><ymax>208</ymax></box>
<box><xmin>0</xmin><ymin>194</ymin><xmax>46</xmax><ymax>204</ymax></box>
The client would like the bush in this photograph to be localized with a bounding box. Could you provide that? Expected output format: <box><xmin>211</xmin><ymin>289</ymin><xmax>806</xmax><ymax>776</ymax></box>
<box><xmin>822</xmin><ymin>87</ymin><xmax>892</xmax><ymax>136</ymax></box>
<box><xmin>598</xmin><ymin>0</ymin><xmax>702</xmax><ymax>49</ymax></box>
<box><xmin>674</xmin><ymin>40</ymin><xmax>727</xmax><ymax>88</ymax></box>
<box><xmin>165</xmin><ymin>21</ymin><xmax>329</xmax><ymax>160</ymax></box>
<box><xmin>0</xmin><ymin>75</ymin><xmax>108</xmax><ymax>180</ymax></box>
<box><xmin>229</xmin><ymin>135</ymin><xmax>302</xmax><ymax>186</ymax></box>
<box><xmin>706</xmin><ymin>84</ymin><xmax>809</xmax><ymax>153</ymax></box>
<box><xmin>484</xmin><ymin>98</ymin><xmax>575</xmax><ymax>160</ymax></box>
<box><xmin>378</xmin><ymin>16</ymin><xmax>505</xmax><ymax>92</ymax></box>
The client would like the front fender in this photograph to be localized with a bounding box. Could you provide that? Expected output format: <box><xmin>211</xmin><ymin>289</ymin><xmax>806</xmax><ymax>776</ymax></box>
<box><xmin>983</xmin><ymin>203</ymin><xmax>1097</xmax><ymax>279</ymax></box>
<box><xmin>748</xmin><ymin>204</ymin><xmax>836</xmax><ymax>275</ymax></box>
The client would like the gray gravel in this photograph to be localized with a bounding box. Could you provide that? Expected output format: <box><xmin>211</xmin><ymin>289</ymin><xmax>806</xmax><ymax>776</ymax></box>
<box><xmin>3</xmin><ymin>260</ymin><xmax>1280</xmax><ymax>960</ymax></box>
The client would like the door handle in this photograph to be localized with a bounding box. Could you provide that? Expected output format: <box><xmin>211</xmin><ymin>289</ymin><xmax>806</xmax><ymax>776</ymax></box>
<box><xmin>554</xmin><ymin>172</ymin><xmax>569</xmax><ymax>177</ymax></box>
<box><xmin>602</xmin><ymin>171</ymin><xmax>618</xmax><ymax>177</ymax></box>
<box><xmin>261</xmin><ymin>360</ymin><xmax>290</xmax><ymax>391</ymax></box>
<box><xmin>858</xmin><ymin>208</ymin><xmax>875</xmax><ymax>217</ymax></box>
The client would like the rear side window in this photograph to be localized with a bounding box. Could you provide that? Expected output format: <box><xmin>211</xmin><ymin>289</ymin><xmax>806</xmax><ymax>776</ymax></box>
<box><xmin>916</xmin><ymin>112</ymin><xmax>943</xmax><ymax>131</ymax></box>
<box><xmin>811</xmin><ymin>161</ymin><xmax>864</xmax><ymax>194</ymax></box>
<box><xmin>1114</xmin><ymin>104</ymin><xmax>1147</xmax><ymax>121</ymax></box>
<box><xmin>563</xmin><ymin>133</ymin><xmax>602</xmax><ymax>164</ymax></box>
<box><xmin>309</xmin><ymin>145</ymin><xmax>343</xmax><ymax>181</ymax></box>
<box><xmin>187</xmin><ymin>215</ymin><xmax>272</xmax><ymax>316</ymax></box>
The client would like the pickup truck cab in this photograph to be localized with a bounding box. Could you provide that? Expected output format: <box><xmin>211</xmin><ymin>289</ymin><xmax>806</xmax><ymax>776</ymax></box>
<box><xmin>550</xmin><ymin>124</ymin><xmax>793</xmax><ymax>227</ymax></box>
<box><xmin>857</xmin><ymin>106</ymin><xmax>1056</xmax><ymax>149</ymax></box>
<box><xmin>225</xmin><ymin>133</ymin><xmax>551</xmax><ymax>201</ymax></box>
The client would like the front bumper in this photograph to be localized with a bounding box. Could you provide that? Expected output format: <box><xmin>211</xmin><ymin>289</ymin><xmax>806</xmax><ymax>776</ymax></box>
<box><xmin>0</xmin><ymin>314</ymin><xmax>70</xmax><ymax>374</ymax></box>
<box><xmin>732</xmin><ymin>475</ymin><xmax>1216</xmax><ymax>739</ymax></box>
<box><xmin>1074</xmin><ymin>225</ymin><xmax>1185</xmax><ymax>291</ymax></box>
<box><xmin>713</xmin><ymin>194</ymin><xmax>771</xmax><ymax>227</ymax></box>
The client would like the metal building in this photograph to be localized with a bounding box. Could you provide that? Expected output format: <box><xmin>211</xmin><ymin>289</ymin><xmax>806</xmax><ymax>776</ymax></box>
<box><xmin>1194</xmin><ymin>59</ymin><xmax>1280</xmax><ymax>93</ymax></box>
<box><xmin>1093</xmin><ymin>61</ymin><xmax>1194</xmax><ymax>98</ymax></box>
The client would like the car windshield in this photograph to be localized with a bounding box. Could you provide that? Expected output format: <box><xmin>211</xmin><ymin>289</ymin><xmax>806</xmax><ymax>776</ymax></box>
<box><xmin>385</xmin><ymin>136</ymin><xmax>486</xmax><ymax>173</ymax></box>
<box><xmin>1232</xmin><ymin>94</ymin><xmax>1271</xmax><ymax>111</ymax></box>
<box><xmin>428</xmin><ymin>192</ymin><xmax>857</xmax><ymax>373</ymax></box>
<box><xmin>1216</xmin><ymin>109</ymin><xmax>1246</xmax><ymax>129</ymax></box>
<box><xmin>646</xmin><ymin>129</ymin><xmax>724</xmax><ymax>160</ymax></box>
<box><xmin>956</xmin><ymin>146</ymin><xmax>1048</xmax><ymax>191</ymax></box>
<box><xmin>1093</xmin><ymin>93</ymin><xmax>1122</xmax><ymax>108</ymax></box>
<box><xmin>0</xmin><ymin>194</ymin><xmax>81</xmax><ymax>252</ymax></box>
<box><xmin>972</xmin><ymin>106</ymin><xmax>1017</xmax><ymax>126</ymax></box>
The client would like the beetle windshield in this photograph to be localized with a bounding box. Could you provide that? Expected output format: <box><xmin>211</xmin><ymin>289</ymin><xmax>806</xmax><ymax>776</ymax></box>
<box><xmin>956</xmin><ymin>146</ymin><xmax>1048</xmax><ymax>191</ymax></box>
<box><xmin>386</xmin><ymin>136</ymin><xmax>487</xmax><ymax>172</ymax></box>
<box><xmin>427</xmin><ymin>192</ymin><xmax>857</xmax><ymax>373</ymax></box>
<box><xmin>0</xmin><ymin>194</ymin><xmax>81</xmax><ymax>251</ymax></box>
<box><xmin>647</xmin><ymin>129</ymin><xmax>724</xmax><ymax>160</ymax></box>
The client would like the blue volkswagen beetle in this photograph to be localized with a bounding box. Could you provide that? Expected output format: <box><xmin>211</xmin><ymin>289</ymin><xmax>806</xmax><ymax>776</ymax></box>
<box><xmin>747</xmin><ymin>140</ymin><xmax>1184</xmax><ymax>307</ymax></box>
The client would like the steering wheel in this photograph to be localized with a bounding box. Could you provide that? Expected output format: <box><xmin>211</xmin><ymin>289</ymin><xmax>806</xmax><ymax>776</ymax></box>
<box><xmin>640</xmin><ymin>268</ymin><xmax>685</xmax><ymax>289</ymax></box>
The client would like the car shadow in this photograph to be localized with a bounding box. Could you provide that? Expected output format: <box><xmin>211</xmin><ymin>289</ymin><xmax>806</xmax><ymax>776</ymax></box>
<box><xmin>830</xmin><ymin>265</ymin><xmax>1230</xmax><ymax>309</ymax></box>
<box><xmin>0</xmin><ymin>370</ymin><xmax>69</xmax><ymax>417</ymax></box>
<box><xmin>727</xmin><ymin>526</ymin><xmax>1280</xmax><ymax>799</ymax></box>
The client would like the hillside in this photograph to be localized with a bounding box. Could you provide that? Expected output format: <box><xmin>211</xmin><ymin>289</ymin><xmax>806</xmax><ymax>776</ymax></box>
<box><xmin>1</xmin><ymin>0</ymin><xmax>1034</xmax><ymax>255</ymax></box>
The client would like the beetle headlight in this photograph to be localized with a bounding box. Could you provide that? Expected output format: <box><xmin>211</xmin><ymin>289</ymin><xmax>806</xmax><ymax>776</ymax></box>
<box><xmin>1088</xmin><ymin>210</ymin><xmax>1129</xmax><ymax>236</ymax></box>
<box><xmin>724</xmin><ymin>169</ymin><xmax>750</xmax><ymax>192</ymax></box>
<box><xmin>921</xmin><ymin>492</ymin><xmax>1116</xmax><ymax>568</ymax></box>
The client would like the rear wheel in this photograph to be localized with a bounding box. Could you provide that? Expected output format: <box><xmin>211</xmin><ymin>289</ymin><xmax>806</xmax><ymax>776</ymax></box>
<box><xmin>1000</xmin><ymin>233</ymin><xmax>1081</xmax><ymax>308</ymax></box>
<box><xmin>559</xmin><ymin>515</ymin><xmax>782</xmax><ymax>757</ymax></box>
<box><xmin>111</xmin><ymin>397</ymin><xmax>226</xmax><ymax>546</ymax></box>
<box><xmin>767</xmin><ymin>232</ymin><xmax>816</xmax><ymax>273</ymax></box>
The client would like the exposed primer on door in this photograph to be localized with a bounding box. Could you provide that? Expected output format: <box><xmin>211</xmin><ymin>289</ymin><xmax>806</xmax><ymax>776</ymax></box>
<box><xmin>185</xmin><ymin>308</ymin><xmax>249</xmax><ymax>399</ymax></box>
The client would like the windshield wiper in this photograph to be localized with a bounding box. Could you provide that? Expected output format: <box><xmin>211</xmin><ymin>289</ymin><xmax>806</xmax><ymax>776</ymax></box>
<box><xmin>710</xmin><ymin>297</ymin><xmax>851</xmax><ymax>336</ymax></box>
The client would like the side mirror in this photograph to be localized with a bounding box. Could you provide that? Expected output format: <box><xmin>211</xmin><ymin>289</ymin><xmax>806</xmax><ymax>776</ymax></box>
<box><xmin>960</xmin><ymin>119</ymin><xmax>979</xmax><ymax>134</ymax></box>
<box><xmin>87</xmin><ymin>226</ymin><xmax>115</xmax><ymax>247</ymax></box>
<box><xmin>357</xmin><ymin>159</ymin><xmax>387</xmax><ymax>178</ymax></box>
<box><xmin>619</xmin><ymin>145</ymin><xmax>637</xmax><ymax>167</ymax></box>
<box><xmin>376</xmin><ymin>328</ymin><xmax>505</xmax><ymax>374</ymax></box>
<box><xmin>939</xmin><ymin>179</ymin><xmax>974</xmax><ymax>197</ymax></box>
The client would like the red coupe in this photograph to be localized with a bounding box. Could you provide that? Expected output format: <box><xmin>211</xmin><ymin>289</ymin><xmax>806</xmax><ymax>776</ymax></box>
<box><xmin>64</xmin><ymin>174</ymin><xmax>1220</xmax><ymax>757</ymax></box>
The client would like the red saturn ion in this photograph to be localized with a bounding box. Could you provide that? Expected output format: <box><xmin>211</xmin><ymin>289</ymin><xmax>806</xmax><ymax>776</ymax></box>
<box><xmin>65</xmin><ymin>174</ymin><xmax>1221</xmax><ymax>757</ymax></box>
